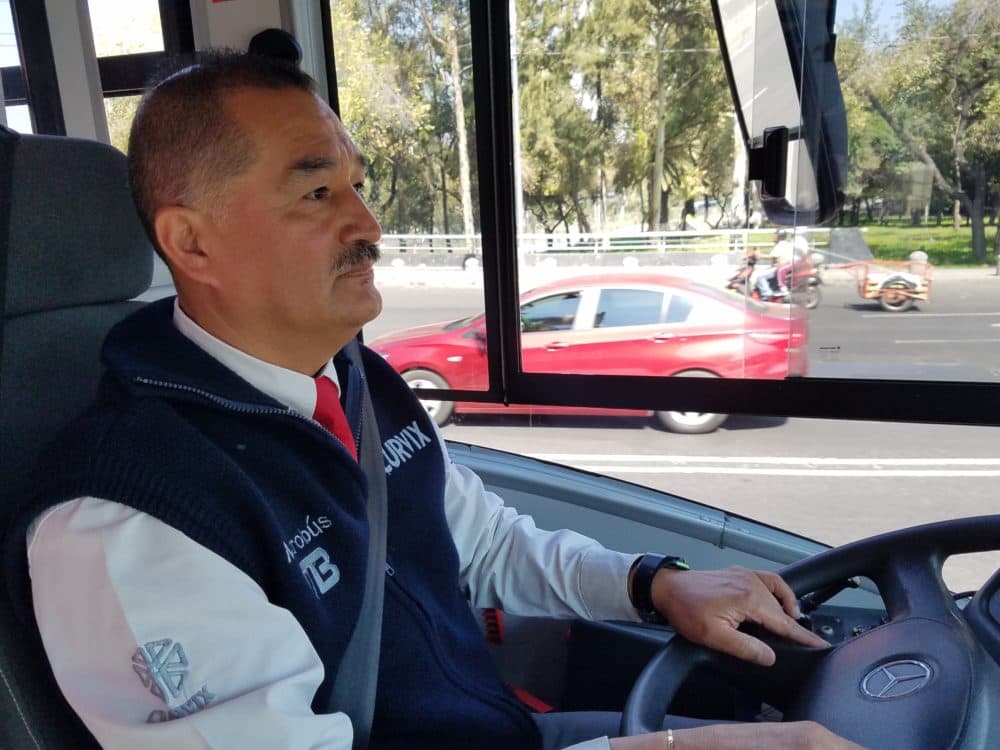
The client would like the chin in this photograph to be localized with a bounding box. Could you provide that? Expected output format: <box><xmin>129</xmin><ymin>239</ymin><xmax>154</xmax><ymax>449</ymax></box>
<box><xmin>352</xmin><ymin>286</ymin><xmax>383</xmax><ymax>328</ymax></box>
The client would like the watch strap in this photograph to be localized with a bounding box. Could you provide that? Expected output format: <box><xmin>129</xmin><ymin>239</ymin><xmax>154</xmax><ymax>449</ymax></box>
<box><xmin>630</xmin><ymin>554</ymin><xmax>689</xmax><ymax>622</ymax></box>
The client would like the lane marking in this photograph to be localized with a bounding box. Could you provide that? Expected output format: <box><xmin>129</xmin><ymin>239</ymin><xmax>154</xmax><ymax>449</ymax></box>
<box><xmin>571</xmin><ymin>466</ymin><xmax>1000</xmax><ymax>477</ymax></box>
<box><xmin>530</xmin><ymin>454</ymin><xmax>1000</xmax><ymax>466</ymax></box>
<box><xmin>528</xmin><ymin>454</ymin><xmax>1000</xmax><ymax>477</ymax></box>
<box><xmin>895</xmin><ymin>338</ymin><xmax>1000</xmax><ymax>344</ymax></box>
<box><xmin>861</xmin><ymin>312</ymin><xmax>1000</xmax><ymax>319</ymax></box>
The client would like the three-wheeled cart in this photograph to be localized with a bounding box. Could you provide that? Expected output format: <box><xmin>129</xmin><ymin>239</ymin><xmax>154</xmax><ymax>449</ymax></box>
<box><xmin>833</xmin><ymin>258</ymin><xmax>934</xmax><ymax>312</ymax></box>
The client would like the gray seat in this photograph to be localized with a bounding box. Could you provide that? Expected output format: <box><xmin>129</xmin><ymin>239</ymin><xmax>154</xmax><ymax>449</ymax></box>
<box><xmin>0</xmin><ymin>125</ymin><xmax>153</xmax><ymax>748</ymax></box>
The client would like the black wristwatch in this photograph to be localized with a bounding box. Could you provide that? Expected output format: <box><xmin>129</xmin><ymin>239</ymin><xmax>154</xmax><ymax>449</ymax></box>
<box><xmin>629</xmin><ymin>553</ymin><xmax>689</xmax><ymax>623</ymax></box>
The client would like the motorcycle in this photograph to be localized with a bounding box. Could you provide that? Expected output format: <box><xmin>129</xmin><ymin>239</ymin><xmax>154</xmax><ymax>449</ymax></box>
<box><xmin>726</xmin><ymin>260</ymin><xmax>822</xmax><ymax>309</ymax></box>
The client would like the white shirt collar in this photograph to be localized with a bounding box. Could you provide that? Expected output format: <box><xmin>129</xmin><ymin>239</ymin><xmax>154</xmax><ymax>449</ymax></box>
<box><xmin>171</xmin><ymin>299</ymin><xmax>340</xmax><ymax>417</ymax></box>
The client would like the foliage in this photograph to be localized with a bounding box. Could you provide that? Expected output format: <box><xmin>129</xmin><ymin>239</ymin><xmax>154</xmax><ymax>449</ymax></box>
<box><xmin>333</xmin><ymin>0</ymin><xmax>733</xmax><ymax>236</ymax></box>
<box><xmin>861</xmin><ymin>223</ymin><xmax>984</xmax><ymax>265</ymax></box>
<box><xmin>331</xmin><ymin>0</ymin><xmax>473</xmax><ymax>233</ymax></box>
<box><xmin>328</xmin><ymin>0</ymin><xmax>998</xmax><ymax>248</ymax></box>
<box><xmin>838</xmin><ymin>0</ymin><xmax>1000</xmax><ymax>259</ymax></box>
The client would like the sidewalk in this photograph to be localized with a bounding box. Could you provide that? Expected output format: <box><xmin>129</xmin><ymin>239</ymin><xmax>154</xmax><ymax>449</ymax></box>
<box><xmin>374</xmin><ymin>258</ymin><xmax>1000</xmax><ymax>290</ymax></box>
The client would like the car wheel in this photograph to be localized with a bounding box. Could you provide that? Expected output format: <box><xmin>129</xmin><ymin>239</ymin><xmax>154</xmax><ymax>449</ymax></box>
<box><xmin>653</xmin><ymin>371</ymin><xmax>727</xmax><ymax>434</ymax></box>
<box><xmin>403</xmin><ymin>369</ymin><xmax>455</xmax><ymax>426</ymax></box>
<box><xmin>879</xmin><ymin>281</ymin><xmax>914</xmax><ymax>312</ymax></box>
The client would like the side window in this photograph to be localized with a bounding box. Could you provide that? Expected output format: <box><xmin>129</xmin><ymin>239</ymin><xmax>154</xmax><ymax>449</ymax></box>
<box><xmin>1</xmin><ymin>0</ymin><xmax>30</xmax><ymax>132</ymax></box>
<box><xmin>665</xmin><ymin>294</ymin><xmax>694</xmax><ymax>324</ymax></box>
<box><xmin>86</xmin><ymin>0</ymin><xmax>164</xmax><ymax>57</ymax></box>
<box><xmin>86</xmin><ymin>0</ymin><xmax>165</xmax><ymax>153</ymax></box>
<box><xmin>520</xmin><ymin>292</ymin><xmax>580</xmax><ymax>333</ymax></box>
<box><xmin>594</xmin><ymin>289</ymin><xmax>664</xmax><ymax>328</ymax></box>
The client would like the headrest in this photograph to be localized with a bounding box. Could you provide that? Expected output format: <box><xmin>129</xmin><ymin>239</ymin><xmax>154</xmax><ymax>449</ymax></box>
<box><xmin>4</xmin><ymin>131</ymin><xmax>153</xmax><ymax>318</ymax></box>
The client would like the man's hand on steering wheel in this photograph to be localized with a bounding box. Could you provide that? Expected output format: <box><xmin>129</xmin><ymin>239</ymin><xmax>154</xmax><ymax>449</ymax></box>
<box><xmin>651</xmin><ymin>566</ymin><xmax>829</xmax><ymax>666</ymax></box>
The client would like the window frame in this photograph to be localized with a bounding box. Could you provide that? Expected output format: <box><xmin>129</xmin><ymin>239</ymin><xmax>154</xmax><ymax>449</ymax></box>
<box><xmin>6</xmin><ymin>0</ymin><xmax>63</xmax><ymax>134</ymax></box>
<box><xmin>373</xmin><ymin>0</ymin><xmax>1000</xmax><ymax>429</ymax></box>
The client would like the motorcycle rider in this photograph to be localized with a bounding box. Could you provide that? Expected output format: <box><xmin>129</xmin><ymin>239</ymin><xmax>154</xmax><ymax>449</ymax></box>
<box><xmin>755</xmin><ymin>229</ymin><xmax>809</xmax><ymax>300</ymax></box>
<box><xmin>726</xmin><ymin>247</ymin><xmax>758</xmax><ymax>290</ymax></box>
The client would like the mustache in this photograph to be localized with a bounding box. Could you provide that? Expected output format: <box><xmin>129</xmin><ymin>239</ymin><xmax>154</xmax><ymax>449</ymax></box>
<box><xmin>332</xmin><ymin>242</ymin><xmax>381</xmax><ymax>274</ymax></box>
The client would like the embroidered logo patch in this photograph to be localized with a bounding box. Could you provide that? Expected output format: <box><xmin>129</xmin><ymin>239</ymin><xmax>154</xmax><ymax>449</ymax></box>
<box><xmin>283</xmin><ymin>514</ymin><xmax>333</xmax><ymax>563</ymax></box>
<box><xmin>382</xmin><ymin>420</ymin><xmax>433</xmax><ymax>475</ymax></box>
<box><xmin>299</xmin><ymin>546</ymin><xmax>341</xmax><ymax>597</ymax></box>
<box><xmin>132</xmin><ymin>639</ymin><xmax>216</xmax><ymax>723</ymax></box>
<box><xmin>132</xmin><ymin>639</ymin><xmax>188</xmax><ymax>701</ymax></box>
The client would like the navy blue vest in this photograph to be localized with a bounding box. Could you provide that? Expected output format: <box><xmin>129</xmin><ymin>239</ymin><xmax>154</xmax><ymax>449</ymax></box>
<box><xmin>7</xmin><ymin>298</ymin><xmax>541</xmax><ymax>750</ymax></box>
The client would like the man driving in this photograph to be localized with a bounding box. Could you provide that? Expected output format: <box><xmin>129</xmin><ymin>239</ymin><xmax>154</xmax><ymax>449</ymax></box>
<box><xmin>13</xmin><ymin>52</ymin><xmax>862</xmax><ymax>750</ymax></box>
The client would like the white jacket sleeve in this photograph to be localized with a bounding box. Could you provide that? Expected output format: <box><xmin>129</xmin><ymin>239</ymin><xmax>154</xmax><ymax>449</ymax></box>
<box><xmin>439</xmin><ymin>431</ymin><xmax>641</xmax><ymax>622</ymax></box>
<box><xmin>28</xmin><ymin>498</ymin><xmax>354</xmax><ymax>750</ymax></box>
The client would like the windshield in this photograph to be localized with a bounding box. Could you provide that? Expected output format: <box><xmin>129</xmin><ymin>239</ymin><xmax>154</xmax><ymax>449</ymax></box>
<box><xmin>340</xmin><ymin>0</ymin><xmax>1000</xmax><ymax>593</ymax></box>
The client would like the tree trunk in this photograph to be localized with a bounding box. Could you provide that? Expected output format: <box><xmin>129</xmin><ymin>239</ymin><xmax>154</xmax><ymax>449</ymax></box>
<box><xmin>440</xmin><ymin>163</ymin><xmax>449</xmax><ymax>235</ymax></box>
<box><xmin>993</xmin><ymin>222</ymin><xmax>1000</xmax><ymax>275</ymax></box>
<box><xmin>953</xmin><ymin>145</ymin><xmax>964</xmax><ymax>230</ymax></box>
<box><xmin>967</xmin><ymin>165</ymin><xmax>987</xmax><ymax>263</ymax></box>
<box><xmin>598</xmin><ymin>166</ymin><xmax>608</xmax><ymax>232</ymax></box>
<box><xmin>443</xmin><ymin>17</ymin><xmax>475</xmax><ymax>252</ymax></box>
<box><xmin>649</xmin><ymin>28</ymin><xmax>669</xmax><ymax>231</ymax></box>
<box><xmin>573</xmin><ymin>193</ymin><xmax>592</xmax><ymax>234</ymax></box>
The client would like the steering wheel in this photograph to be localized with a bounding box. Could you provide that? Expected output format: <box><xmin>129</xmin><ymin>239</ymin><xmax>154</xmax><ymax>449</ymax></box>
<box><xmin>621</xmin><ymin>515</ymin><xmax>1000</xmax><ymax>749</ymax></box>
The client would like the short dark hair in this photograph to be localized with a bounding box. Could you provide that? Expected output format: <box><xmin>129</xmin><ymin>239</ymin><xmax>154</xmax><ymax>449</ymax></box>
<box><xmin>128</xmin><ymin>50</ymin><xmax>316</xmax><ymax>256</ymax></box>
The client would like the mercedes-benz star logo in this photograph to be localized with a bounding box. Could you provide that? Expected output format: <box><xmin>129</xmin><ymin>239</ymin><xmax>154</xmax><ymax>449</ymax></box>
<box><xmin>861</xmin><ymin>659</ymin><xmax>933</xmax><ymax>699</ymax></box>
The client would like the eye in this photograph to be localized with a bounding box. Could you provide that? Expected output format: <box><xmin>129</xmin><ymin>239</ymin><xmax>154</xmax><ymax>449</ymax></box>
<box><xmin>305</xmin><ymin>186</ymin><xmax>329</xmax><ymax>201</ymax></box>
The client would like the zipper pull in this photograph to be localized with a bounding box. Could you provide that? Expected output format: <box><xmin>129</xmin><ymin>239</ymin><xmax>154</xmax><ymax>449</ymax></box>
<box><xmin>385</xmin><ymin>562</ymin><xmax>395</xmax><ymax>577</ymax></box>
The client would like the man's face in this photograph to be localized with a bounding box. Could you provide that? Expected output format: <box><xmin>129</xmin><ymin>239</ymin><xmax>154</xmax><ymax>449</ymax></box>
<box><xmin>194</xmin><ymin>85</ymin><xmax>383</xmax><ymax>371</ymax></box>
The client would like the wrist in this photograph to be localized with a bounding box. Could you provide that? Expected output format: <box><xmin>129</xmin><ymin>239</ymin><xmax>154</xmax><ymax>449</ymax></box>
<box><xmin>628</xmin><ymin>554</ymin><xmax>689</xmax><ymax>623</ymax></box>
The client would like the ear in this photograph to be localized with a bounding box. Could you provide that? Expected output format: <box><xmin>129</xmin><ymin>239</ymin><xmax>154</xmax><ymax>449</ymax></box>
<box><xmin>153</xmin><ymin>206</ymin><xmax>217</xmax><ymax>286</ymax></box>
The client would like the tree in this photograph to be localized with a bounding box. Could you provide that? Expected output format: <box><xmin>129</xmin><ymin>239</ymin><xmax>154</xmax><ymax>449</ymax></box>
<box><xmin>407</xmin><ymin>1</ymin><xmax>477</xmax><ymax>244</ymax></box>
<box><xmin>841</xmin><ymin>0</ymin><xmax>1000</xmax><ymax>260</ymax></box>
<box><xmin>331</xmin><ymin>1</ymin><xmax>435</xmax><ymax>231</ymax></box>
<box><xmin>514</xmin><ymin>0</ymin><xmax>734</xmax><ymax>233</ymax></box>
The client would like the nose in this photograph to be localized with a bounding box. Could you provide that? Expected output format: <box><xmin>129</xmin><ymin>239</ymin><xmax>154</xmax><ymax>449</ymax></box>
<box><xmin>340</xmin><ymin>191</ymin><xmax>382</xmax><ymax>248</ymax></box>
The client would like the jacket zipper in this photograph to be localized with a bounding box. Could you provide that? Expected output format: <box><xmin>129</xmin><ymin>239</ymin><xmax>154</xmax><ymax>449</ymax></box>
<box><xmin>134</xmin><ymin>375</ymin><xmax>362</xmax><ymax>460</ymax></box>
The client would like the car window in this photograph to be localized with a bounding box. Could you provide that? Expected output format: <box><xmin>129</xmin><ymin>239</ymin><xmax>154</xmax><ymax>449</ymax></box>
<box><xmin>664</xmin><ymin>294</ymin><xmax>694</xmax><ymax>324</ymax></box>
<box><xmin>520</xmin><ymin>292</ymin><xmax>581</xmax><ymax>332</ymax></box>
<box><xmin>594</xmin><ymin>289</ymin><xmax>664</xmax><ymax>328</ymax></box>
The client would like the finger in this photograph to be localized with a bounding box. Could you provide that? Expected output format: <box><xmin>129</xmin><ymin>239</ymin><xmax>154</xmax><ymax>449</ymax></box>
<box><xmin>755</xmin><ymin>570</ymin><xmax>800</xmax><ymax>617</ymax></box>
<box><xmin>704</xmin><ymin>624</ymin><xmax>777</xmax><ymax>666</ymax></box>
<box><xmin>754</xmin><ymin>606</ymin><xmax>830</xmax><ymax>648</ymax></box>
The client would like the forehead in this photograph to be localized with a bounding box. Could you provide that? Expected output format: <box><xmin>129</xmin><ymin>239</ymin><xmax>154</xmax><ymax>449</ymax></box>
<box><xmin>222</xmin><ymin>86</ymin><xmax>362</xmax><ymax>173</ymax></box>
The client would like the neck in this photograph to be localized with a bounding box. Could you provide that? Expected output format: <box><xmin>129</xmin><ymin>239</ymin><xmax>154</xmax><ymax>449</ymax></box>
<box><xmin>176</xmin><ymin>296</ymin><xmax>355</xmax><ymax>376</ymax></box>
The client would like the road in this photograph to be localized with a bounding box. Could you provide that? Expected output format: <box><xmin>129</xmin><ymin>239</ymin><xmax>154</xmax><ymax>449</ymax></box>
<box><xmin>367</xmin><ymin>270</ymin><xmax>1000</xmax><ymax>591</ymax></box>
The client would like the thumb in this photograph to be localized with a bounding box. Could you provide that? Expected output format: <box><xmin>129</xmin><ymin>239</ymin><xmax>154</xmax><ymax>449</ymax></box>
<box><xmin>705</xmin><ymin>626</ymin><xmax>776</xmax><ymax>667</ymax></box>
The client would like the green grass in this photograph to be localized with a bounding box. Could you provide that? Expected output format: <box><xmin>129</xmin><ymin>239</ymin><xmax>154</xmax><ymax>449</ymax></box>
<box><xmin>857</xmin><ymin>222</ymin><xmax>995</xmax><ymax>266</ymax></box>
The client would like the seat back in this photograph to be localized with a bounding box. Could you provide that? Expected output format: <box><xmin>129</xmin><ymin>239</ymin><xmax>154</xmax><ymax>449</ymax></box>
<box><xmin>0</xmin><ymin>126</ymin><xmax>153</xmax><ymax>748</ymax></box>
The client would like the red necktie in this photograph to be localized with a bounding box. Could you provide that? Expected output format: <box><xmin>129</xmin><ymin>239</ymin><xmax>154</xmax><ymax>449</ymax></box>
<box><xmin>313</xmin><ymin>376</ymin><xmax>358</xmax><ymax>460</ymax></box>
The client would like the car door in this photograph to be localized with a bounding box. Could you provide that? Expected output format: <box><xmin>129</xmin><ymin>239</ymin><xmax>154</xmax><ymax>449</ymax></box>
<box><xmin>540</xmin><ymin>286</ymin><xmax>681</xmax><ymax>376</ymax></box>
<box><xmin>519</xmin><ymin>289</ymin><xmax>589</xmax><ymax>374</ymax></box>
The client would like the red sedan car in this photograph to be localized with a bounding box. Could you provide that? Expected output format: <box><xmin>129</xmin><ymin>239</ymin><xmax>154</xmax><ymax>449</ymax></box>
<box><xmin>369</xmin><ymin>273</ymin><xmax>808</xmax><ymax>433</ymax></box>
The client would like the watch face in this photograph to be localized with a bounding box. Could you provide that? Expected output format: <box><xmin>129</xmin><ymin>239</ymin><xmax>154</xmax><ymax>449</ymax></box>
<box><xmin>663</xmin><ymin>556</ymin><xmax>690</xmax><ymax>571</ymax></box>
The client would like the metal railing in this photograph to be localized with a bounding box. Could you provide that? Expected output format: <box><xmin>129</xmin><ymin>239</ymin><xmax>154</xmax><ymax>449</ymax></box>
<box><xmin>379</xmin><ymin>228</ymin><xmax>830</xmax><ymax>257</ymax></box>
